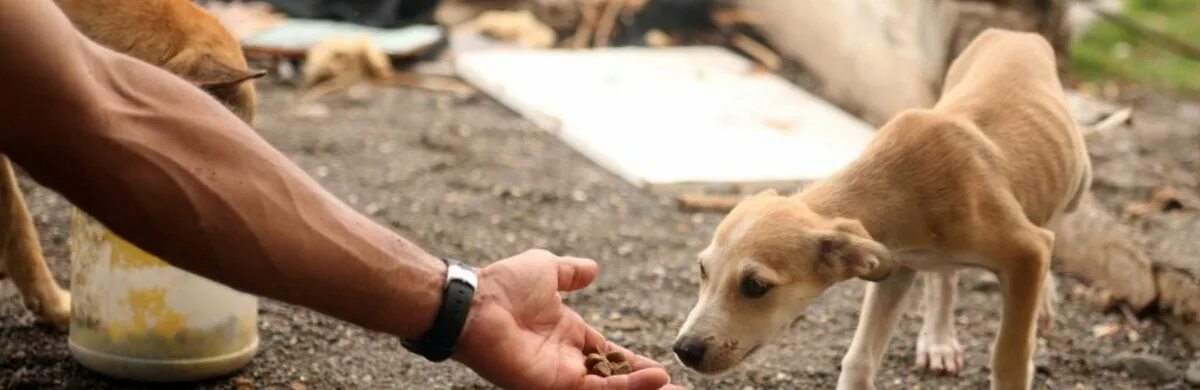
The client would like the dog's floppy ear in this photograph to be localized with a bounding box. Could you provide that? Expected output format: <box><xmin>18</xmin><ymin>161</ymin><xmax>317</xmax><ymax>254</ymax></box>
<box><xmin>815</xmin><ymin>219</ymin><xmax>891</xmax><ymax>281</ymax></box>
<box><xmin>186</xmin><ymin>55</ymin><xmax>267</xmax><ymax>89</ymax></box>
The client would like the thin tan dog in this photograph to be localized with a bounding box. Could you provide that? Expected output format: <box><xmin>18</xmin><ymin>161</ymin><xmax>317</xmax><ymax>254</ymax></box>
<box><xmin>0</xmin><ymin>0</ymin><xmax>263</xmax><ymax>329</ymax></box>
<box><xmin>673</xmin><ymin>29</ymin><xmax>1090</xmax><ymax>390</ymax></box>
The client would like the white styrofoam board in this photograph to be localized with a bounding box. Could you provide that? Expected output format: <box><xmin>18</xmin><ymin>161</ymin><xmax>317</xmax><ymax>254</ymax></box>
<box><xmin>456</xmin><ymin>47</ymin><xmax>877</xmax><ymax>185</ymax></box>
<box><xmin>242</xmin><ymin>20</ymin><xmax>441</xmax><ymax>55</ymax></box>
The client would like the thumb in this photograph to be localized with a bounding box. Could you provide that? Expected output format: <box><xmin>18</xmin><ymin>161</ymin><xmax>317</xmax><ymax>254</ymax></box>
<box><xmin>555</xmin><ymin>256</ymin><xmax>599</xmax><ymax>292</ymax></box>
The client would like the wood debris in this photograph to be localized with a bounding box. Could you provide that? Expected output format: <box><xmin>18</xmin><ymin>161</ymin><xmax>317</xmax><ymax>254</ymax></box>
<box><xmin>472</xmin><ymin>10</ymin><xmax>558</xmax><ymax>48</ymax></box>
<box><xmin>676</xmin><ymin>193</ymin><xmax>745</xmax><ymax>213</ymax></box>
<box><xmin>1124</xmin><ymin>186</ymin><xmax>1187</xmax><ymax>218</ymax></box>
<box><xmin>730</xmin><ymin>32</ymin><xmax>781</xmax><ymax>72</ymax></box>
<box><xmin>301</xmin><ymin>35</ymin><xmax>475</xmax><ymax>102</ymax></box>
<box><xmin>1050</xmin><ymin>194</ymin><xmax>1158</xmax><ymax>311</ymax></box>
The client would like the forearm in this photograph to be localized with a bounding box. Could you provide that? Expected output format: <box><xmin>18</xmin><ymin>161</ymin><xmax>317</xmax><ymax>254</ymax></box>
<box><xmin>0</xmin><ymin>0</ymin><xmax>441</xmax><ymax>338</ymax></box>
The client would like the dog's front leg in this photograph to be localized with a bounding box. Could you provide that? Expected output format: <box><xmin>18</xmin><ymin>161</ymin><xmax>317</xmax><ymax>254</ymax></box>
<box><xmin>916</xmin><ymin>270</ymin><xmax>963</xmax><ymax>375</ymax></box>
<box><xmin>0</xmin><ymin>156</ymin><xmax>70</xmax><ymax>330</ymax></box>
<box><xmin>990</xmin><ymin>228</ymin><xmax>1053</xmax><ymax>390</ymax></box>
<box><xmin>837</xmin><ymin>267</ymin><xmax>916</xmax><ymax>390</ymax></box>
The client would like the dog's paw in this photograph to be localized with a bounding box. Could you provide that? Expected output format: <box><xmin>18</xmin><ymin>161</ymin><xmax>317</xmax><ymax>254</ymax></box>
<box><xmin>1037</xmin><ymin>299</ymin><xmax>1057</xmax><ymax>332</ymax></box>
<box><xmin>1037</xmin><ymin>274</ymin><xmax>1059</xmax><ymax>332</ymax></box>
<box><xmin>29</xmin><ymin>289</ymin><xmax>71</xmax><ymax>331</ymax></box>
<box><xmin>835</xmin><ymin>373</ymin><xmax>875</xmax><ymax>390</ymax></box>
<box><xmin>914</xmin><ymin>331</ymin><xmax>964</xmax><ymax>376</ymax></box>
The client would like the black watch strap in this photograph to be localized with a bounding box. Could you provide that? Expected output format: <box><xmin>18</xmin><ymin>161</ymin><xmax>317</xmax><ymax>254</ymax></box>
<box><xmin>402</xmin><ymin>258</ymin><xmax>477</xmax><ymax>362</ymax></box>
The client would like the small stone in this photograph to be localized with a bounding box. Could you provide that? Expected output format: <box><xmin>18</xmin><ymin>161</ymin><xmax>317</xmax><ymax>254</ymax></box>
<box><xmin>1092</xmin><ymin>323</ymin><xmax>1121</xmax><ymax>338</ymax></box>
<box><xmin>1104</xmin><ymin>353</ymin><xmax>1179</xmax><ymax>383</ymax></box>
<box><xmin>1186</xmin><ymin>361</ymin><xmax>1200</xmax><ymax>385</ymax></box>
<box><xmin>1035</xmin><ymin>357</ymin><xmax>1053</xmax><ymax>377</ymax></box>
<box><xmin>291</xmin><ymin>103</ymin><xmax>330</xmax><ymax>119</ymax></box>
<box><xmin>376</xmin><ymin>142</ymin><xmax>397</xmax><ymax>154</ymax></box>
<box><xmin>289</xmin><ymin>382</ymin><xmax>308</xmax><ymax>390</ymax></box>
<box><xmin>233</xmin><ymin>377</ymin><xmax>254</xmax><ymax>390</ymax></box>
<box><xmin>617</xmin><ymin>243</ymin><xmax>634</xmax><ymax>256</ymax></box>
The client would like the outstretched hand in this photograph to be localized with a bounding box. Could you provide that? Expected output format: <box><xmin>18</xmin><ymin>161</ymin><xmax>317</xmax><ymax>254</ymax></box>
<box><xmin>453</xmin><ymin>249</ymin><xmax>681</xmax><ymax>390</ymax></box>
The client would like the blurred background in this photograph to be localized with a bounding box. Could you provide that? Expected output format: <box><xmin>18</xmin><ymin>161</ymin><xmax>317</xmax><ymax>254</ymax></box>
<box><xmin>2</xmin><ymin>0</ymin><xmax>1198</xmax><ymax>388</ymax></box>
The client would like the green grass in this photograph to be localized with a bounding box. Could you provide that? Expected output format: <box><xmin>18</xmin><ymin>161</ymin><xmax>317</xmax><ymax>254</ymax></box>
<box><xmin>1070</xmin><ymin>0</ymin><xmax>1200</xmax><ymax>95</ymax></box>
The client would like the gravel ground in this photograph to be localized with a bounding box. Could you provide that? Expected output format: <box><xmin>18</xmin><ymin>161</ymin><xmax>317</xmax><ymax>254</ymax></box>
<box><xmin>1</xmin><ymin>80</ymin><xmax>1197</xmax><ymax>389</ymax></box>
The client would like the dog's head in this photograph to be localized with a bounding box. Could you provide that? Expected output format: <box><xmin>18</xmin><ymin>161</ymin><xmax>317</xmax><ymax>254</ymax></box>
<box><xmin>673</xmin><ymin>189</ymin><xmax>890</xmax><ymax>374</ymax></box>
<box><xmin>169</xmin><ymin>51</ymin><xmax>266</xmax><ymax>124</ymax></box>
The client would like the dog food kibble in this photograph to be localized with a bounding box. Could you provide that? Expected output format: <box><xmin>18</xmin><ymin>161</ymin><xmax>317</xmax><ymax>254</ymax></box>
<box><xmin>584</xmin><ymin>345</ymin><xmax>633</xmax><ymax>377</ymax></box>
<box><xmin>585</xmin><ymin>353</ymin><xmax>607</xmax><ymax>368</ymax></box>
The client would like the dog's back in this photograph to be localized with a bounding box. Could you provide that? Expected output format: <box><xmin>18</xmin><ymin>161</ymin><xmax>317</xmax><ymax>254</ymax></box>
<box><xmin>57</xmin><ymin>0</ymin><xmax>264</xmax><ymax>122</ymax></box>
<box><xmin>935</xmin><ymin>29</ymin><xmax>1090</xmax><ymax>224</ymax></box>
<box><xmin>849</xmin><ymin>29</ymin><xmax>1088</xmax><ymax>230</ymax></box>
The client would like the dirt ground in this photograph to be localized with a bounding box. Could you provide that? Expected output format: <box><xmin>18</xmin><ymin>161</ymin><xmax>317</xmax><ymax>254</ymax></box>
<box><xmin>1</xmin><ymin>78</ymin><xmax>1197</xmax><ymax>389</ymax></box>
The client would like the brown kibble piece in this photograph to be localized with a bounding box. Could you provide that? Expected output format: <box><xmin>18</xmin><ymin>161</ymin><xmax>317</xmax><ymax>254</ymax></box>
<box><xmin>584</xmin><ymin>343</ymin><xmax>631</xmax><ymax>377</ymax></box>
<box><xmin>612</xmin><ymin>361</ymin><xmax>632</xmax><ymax>375</ymax></box>
<box><xmin>585</xmin><ymin>353</ymin><xmax>607</xmax><ymax>368</ymax></box>
<box><xmin>589</xmin><ymin>361</ymin><xmax>613</xmax><ymax>377</ymax></box>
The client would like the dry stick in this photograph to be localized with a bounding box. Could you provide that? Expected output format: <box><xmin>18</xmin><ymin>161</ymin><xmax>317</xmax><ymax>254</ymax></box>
<box><xmin>730</xmin><ymin>32</ymin><xmax>782</xmax><ymax>72</ymax></box>
<box><xmin>299</xmin><ymin>76</ymin><xmax>361</xmax><ymax>103</ymax></box>
<box><xmin>382</xmin><ymin>73</ymin><xmax>476</xmax><ymax>96</ymax></box>
<box><xmin>593</xmin><ymin>0</ymin><xmax>625</xmax><ymax>48</ymax></box>
<box><xmin>709</xmin><ymin>8</ymin><xmax>758</xmax><ymax>27</ymax></box>
<box><xmin>1119</xmin><ymin>302</ymin><xmax>1148</xmax><ymax>330</ymax></box>
<box><xmin>676</xmin><ymin>193</ymin><xmax>744</xmax><ymax>213</ymax></box>
<box><xmin>301</xmin><ymin>73</ymin><xmax>474</xmax><ymax>103</ymax></box>
<box><xmin>1092</xmin><ymin>107</ymin><xmax>1134</xmax><ymax>131</ymax></box>
<box><xmin>1084</xmin><ymin>4</ymin><xmax>1200</xmax><ymax>61</ymax></box>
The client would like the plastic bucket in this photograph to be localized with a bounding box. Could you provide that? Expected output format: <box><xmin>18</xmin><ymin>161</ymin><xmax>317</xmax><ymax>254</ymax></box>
<box><xmin>68</xmin><ymin>209</ymin><xmax>259</xmax><ymax>382</ymax></box>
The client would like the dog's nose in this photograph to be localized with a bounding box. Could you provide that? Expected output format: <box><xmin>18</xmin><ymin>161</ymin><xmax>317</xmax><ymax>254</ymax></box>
<box><xmin>673</xmin><ymin>338</ymin><xmax>707</xmax><ymax>368</ymax></box>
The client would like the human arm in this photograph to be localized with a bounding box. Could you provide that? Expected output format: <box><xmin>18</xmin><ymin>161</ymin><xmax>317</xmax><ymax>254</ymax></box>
<box><xmin>0</xmin><ymin>1</ymin><xmax>674</xmax><ymax>389</ymax></box>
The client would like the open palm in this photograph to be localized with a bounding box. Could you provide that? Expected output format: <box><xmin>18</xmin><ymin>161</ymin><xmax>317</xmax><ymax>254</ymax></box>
<box><xmin>453</xmin><ymin>250</ymin><xmax>677</xmax><ymax>390</ymax></box>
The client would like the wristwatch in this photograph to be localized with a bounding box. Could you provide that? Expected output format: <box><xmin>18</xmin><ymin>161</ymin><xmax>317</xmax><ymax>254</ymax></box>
<box><xmin>402</xmin><ymin>258</ymin><xmax>478</xmax><ymax>362</ymax></box>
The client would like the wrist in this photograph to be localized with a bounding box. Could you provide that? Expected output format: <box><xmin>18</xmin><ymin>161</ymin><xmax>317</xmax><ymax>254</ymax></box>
<box><xmin>453</xmin><ymin>266</ymin><xmax>494</xmax><ymax>361</ymax></box>
<box><xmin>399</xmin><ymin>252</ymin><xmax>447</xmax><ymax>340</ymax></box>
<box><xmin>402</xmin><ymin>258</ymin><xmax>479</xmax><ymax>362</ymax></box>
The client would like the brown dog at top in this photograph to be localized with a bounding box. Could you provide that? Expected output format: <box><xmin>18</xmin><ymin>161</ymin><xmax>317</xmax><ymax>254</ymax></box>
<box><xmin>0</xmin><ymin>0</ymin><xmax>264</xmax><ymax>329</ymax></box>
<box><xmin>673</xmin><ymin>29</ymin><xmax>1090</xmax><ymax>390</ymax></box>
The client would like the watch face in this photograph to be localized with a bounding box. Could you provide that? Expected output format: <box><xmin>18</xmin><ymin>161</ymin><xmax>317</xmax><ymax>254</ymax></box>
<box><xmin>447</xmin><ymin>262</ymin><xmax>478</xmax><ymax>288</ymax></box>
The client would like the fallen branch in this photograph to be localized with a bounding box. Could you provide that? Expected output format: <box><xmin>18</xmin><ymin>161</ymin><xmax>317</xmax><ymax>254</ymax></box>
<box><xmin>1082</xmin><ymin>106</ymin><xmax>1133</xmax><ymax>141</ymax></box>
<box><xmin>593</xmin><ymin>0</ymin><xmax>626</xmax><ymax>48</ymax></box>
<box><xmin>730</xmin><ymin>32</ymin><xmax>782</xmax><ymax>72</ymax></box>
<box><xmin>676</xmin><ymin>193</ymin><xmax>744</xmax><ymax>213</ymax></box>
<box><xmin>383</xmin><ymin>73</ymin><xmax>477</xmax><ymax>96</ymax></box>
<box><xmin>572</xmin><ymin>1</ymin><xmax>600</xmax><ymax>49</ymax></box>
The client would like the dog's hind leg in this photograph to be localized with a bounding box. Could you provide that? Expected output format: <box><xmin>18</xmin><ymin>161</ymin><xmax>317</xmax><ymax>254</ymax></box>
<box><xmin>915</xmin><ymin>270</ymin><xmax>964</xmax><ymax>376</ymax></box>
<box><xmin>987</xmin><ymin>226</ymin><xmax>1053</xmax><ymax>390</ymax></box>
<box><xmin>0</xmin><ymin>156</ymin><xmax>70</xmax><ymax>330</ymax></box>
<box><xmin>837</xmin><ymin>267</ymin><xmax>917</xmax><ymax>390</ymax></box>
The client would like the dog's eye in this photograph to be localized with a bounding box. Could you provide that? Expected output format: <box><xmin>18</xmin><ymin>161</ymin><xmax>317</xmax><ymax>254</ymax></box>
<box><xmin>699</xmin><ymin>264</ymin><xmax>708</xmax><ymax>280</ymax></box>
<box><xmin>740</xmin><ymin>277</ymin><xmax>772</xmax><ymax>299</ymax></box>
